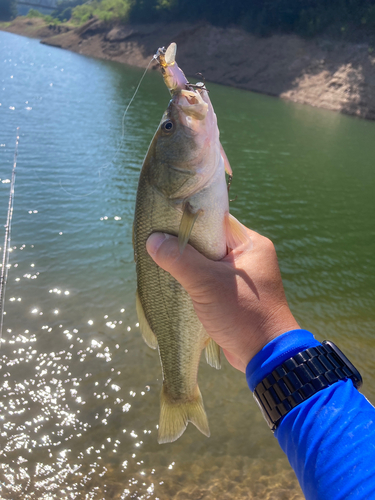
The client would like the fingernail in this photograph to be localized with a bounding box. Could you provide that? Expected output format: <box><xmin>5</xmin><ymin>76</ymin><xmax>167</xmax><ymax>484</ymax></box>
<box><xmin>146</xmin><ymin>232</ymin><xmax>168</xmax><ymax>257</ymax></box>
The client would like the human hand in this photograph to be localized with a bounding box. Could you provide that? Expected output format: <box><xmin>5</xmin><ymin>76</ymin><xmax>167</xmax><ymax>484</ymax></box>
<box><xmin>146</xmin><ymin>227</ymin><xmax>300</xmax><ymax>372</ymax></box>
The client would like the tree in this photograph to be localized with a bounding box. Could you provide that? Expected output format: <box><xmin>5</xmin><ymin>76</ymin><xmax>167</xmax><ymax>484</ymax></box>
<box><xmin>0</xmin><ymin>0</ymin><xmax>17</xmax><ymax>21</ymax></box>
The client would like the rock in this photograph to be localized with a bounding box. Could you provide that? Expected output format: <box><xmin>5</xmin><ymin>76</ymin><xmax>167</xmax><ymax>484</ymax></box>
<box><xmin>75</xmin><ymin>17</ymin><xmax>107</xmax><ymax>37</ymax></box>
<box><xmin>48</xmin><ymin>24</ymin><xmax>72</xmax><ymax>34</ymax></box>
<box><xmin>105</xmin><ymin>25</ymin><xmax>138</xmax><ymax>42</ymax></box>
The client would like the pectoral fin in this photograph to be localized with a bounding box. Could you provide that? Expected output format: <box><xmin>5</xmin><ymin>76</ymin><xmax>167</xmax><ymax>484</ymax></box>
<box><xmin>178</xmin><ymin>202</ymin><xmax>202</xmax><ymax>254</ymax></box>
<box><xmin>225</xmin><ymin>213</ymin><xmax>251</xmax><ymax>251</ymax></box>
<box><xmin>205</xmin><ymin>338</ymin><xmax>221</xmax><ymax>370</ymax></box>
<box><xmin>136</xmin><ymin>289</ymin><xmax>158</xmax><ymax>349</ymax></box>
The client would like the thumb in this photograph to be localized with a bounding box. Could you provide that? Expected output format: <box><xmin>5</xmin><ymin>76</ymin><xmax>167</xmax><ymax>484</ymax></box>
<box><xmin>146</xmin><ymin>232</ymin><xmax>214</xmax><ymax>293</ymax></box>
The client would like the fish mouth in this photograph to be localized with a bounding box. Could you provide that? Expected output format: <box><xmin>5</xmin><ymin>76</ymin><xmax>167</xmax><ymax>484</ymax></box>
<box><xmin>177</xmin><ymin>89</ymin><xmax>208</xmax><ymax>121</ymax></box>
<box><xmin>164</xmin><ymin>88</ymin><xmax>209</xmax><ymax>136</ymax></box>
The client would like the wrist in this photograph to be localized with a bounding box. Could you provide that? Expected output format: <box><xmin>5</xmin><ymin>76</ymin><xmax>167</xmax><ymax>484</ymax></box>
<box><xmin>242</xmin><ymin>307</ymin><xmax>300</xmax><ymax>368</ymax></box>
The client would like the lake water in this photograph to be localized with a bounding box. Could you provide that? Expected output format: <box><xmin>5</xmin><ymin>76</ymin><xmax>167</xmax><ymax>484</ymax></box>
<box><xmin>0</xmin><ymin>31</ymin><xmax>374</xmax><ymax>500</ymax></box>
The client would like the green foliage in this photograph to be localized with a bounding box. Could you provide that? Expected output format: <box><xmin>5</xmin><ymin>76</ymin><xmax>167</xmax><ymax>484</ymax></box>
<box><xmin>0</xmin><ymin>0</ymin><xmax>17</xmax><ymax>21</ymax></box>
<box><xmin>57</xmin><ymin>7</ymin><xmax>73</xmax><ymax>22</ymax></box>
<box><xmin>97</xmin><ymin>0</ymin><xmax>131</xmax><ymax>21</ymax></box>
<box><xmin>26</xmin><ymin>9</ymin><xmax>46</xmax><ymax>18</ymax></box>
<box><xmin>44</xmin><ymin>14</ymin><xmax>60</xmax><ymax>24</ymax></box>
<box><xmin>71</xmin><ymin>0</ymin><xmax>131</xmax><ymax>24</ymax></box>
<box><xmin>25</xmin><ymin>9</ymin><xmax>61</xmax><ymax>24</ymax></box>
<box><xmin>51</xmin><ymin>0</ymin><xmax>87</xmax><ymax>21</ymax></box>
<box><xmin>62</xmin><ymin>0</ymin><xmax>375</xmax><ymax>36</ymax></box>
<box><xmin>71</xmin><ymin>2</ymin><xmax>95</xmax><ymax>24</ymax></box>
<box><xmin>128</xmin><ymin>0</ymin><xmax>157</xmax><ymax>23</ymax></box>
<box><xmin>127</xmin><ymin>0</ymin><xmax>375</xmax><ymax>38</ymax></box>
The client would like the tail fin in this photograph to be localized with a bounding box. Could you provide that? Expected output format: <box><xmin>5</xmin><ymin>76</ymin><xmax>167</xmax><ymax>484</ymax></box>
<box><xmin>158</xmin><ymin>384</ymin><xmax>210</xmax><ymax>444</ymax></box>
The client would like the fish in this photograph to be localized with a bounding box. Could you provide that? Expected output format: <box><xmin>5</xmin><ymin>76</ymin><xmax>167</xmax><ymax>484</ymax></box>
<box><xmin>133</xmin><ymin>43</ymin><xmax>248</xmax><ymax>443</ymax></box>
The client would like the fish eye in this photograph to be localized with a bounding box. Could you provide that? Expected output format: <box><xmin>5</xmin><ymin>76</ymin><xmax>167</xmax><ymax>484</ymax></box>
<box><xmin>162</xmin><ymin>120</ymin><xmax>174</xmax><ymax>132</ymax></box>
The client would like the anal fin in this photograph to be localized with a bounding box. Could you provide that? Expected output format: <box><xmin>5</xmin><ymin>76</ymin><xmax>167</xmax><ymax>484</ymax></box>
<box><xmin>178</xmin><ymin>202</ymin><xmax>202</xmax><ymax>254</ymax></box>
<box><xmin>225</xmin><ymin>213</ymin><xmax>252</xmax><ymax>251</ymax></box>
<box><xmin>158</xmin><ymin>384</ymin><xmax>210</xmax><ymax>444</ymax></box>
<box><xmin>205</xmin><ymin>338</ymin><xmax>221</xmax><ymax>370</ymax></box>
<box><xmin>136</xmin><ymin>289</ymin><xmax>158</xmax><ymax>349</ymax></box>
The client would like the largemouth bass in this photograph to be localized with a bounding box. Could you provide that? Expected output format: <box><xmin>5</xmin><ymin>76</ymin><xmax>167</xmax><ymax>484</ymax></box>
<box><xmin>133</xmin><ymin>43</ymin><xmax>247</xmax><ymax>443</ymax></box>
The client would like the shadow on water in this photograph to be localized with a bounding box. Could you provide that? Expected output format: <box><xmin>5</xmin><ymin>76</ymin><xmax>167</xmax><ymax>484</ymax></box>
<box><xmin>0</xmin><ymin>30</ymin><xmax>374</xmax><ymax>499</ymax></box>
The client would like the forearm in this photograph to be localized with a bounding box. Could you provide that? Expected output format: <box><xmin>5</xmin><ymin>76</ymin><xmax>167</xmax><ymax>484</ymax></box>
<box><xmin>246</xmin><ymin>330</ymin><xmax>375</xmax><ymax>500</ymax></box>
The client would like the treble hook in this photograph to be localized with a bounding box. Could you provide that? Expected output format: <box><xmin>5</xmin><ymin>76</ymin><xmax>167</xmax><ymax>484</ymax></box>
<box><xmin>196</xmin><ymin>72</ymin><xmax>205</xmax><ymax>84</ymax></box>
<box><xmin>186</xmin><ymin>73</ymin><xmax>209</xmax><ymax>92</ymax></box>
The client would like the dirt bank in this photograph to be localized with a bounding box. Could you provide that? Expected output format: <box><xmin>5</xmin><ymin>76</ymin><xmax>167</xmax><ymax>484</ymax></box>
<box><xmin>2</xmin><ymin>17</ymin><xmax>375</xmax><ymax>120</ymax></box>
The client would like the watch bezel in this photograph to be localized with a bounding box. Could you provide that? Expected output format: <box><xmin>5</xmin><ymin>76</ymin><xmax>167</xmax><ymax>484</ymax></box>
<box><xmin>322</xmin><ymin>340</ymin><xmax>363</xmax><ymax>389</ymax></box>
<box><xmin>253</xmin><ymin>391</ymin><xmax>276</xmax><ymax>431</ymax></box>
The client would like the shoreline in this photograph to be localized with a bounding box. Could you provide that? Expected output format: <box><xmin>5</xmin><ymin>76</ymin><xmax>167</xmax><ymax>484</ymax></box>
<box><xmin>2</xmin><ymin>17</ymin><xmax>375</xmax><ymax>121</ymax></box>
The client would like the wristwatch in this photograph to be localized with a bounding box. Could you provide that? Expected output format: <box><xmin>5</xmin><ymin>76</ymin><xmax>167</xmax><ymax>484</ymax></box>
<box><xmin>253</xmin><ymin>340</ymin><xmax>363</xmax><ymax>432</ymax></box>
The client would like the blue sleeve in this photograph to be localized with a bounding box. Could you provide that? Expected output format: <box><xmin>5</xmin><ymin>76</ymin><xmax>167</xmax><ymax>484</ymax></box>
<box><xmin>246</xmin><ymin>329</ymin><xmax>375</xmax><ymax>500</ymax></box>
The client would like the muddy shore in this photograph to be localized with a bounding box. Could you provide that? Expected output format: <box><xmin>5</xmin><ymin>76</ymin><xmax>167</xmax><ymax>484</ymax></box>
<box><xmin>2</xmin><ymin>16</ymin><xmax>375</xmax><ymax>120</ymax></box>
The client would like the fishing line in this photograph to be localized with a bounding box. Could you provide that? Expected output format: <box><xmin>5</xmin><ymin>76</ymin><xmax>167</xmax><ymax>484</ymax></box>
<box><xmin>0</xmin><ymin>128</ymin><xmax>19</xmax><ymax>342</ymax></box>
<box><xmin>59</xmin><ymin>55</ymin><xmax>156</xmax><ymax>199</ymax></box>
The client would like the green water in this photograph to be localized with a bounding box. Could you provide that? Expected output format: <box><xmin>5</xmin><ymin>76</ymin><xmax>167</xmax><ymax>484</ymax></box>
<box><xmin>0</xmin><ymin>31</ymin><xmax>374</xmax><ymax>499</ymax></box>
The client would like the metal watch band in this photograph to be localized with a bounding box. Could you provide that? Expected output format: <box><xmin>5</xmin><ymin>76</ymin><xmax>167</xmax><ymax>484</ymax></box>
<box><xmin>253</xmin><ymin>340</ymin><xmax>363</xmax><ymax>431</ymax></box>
